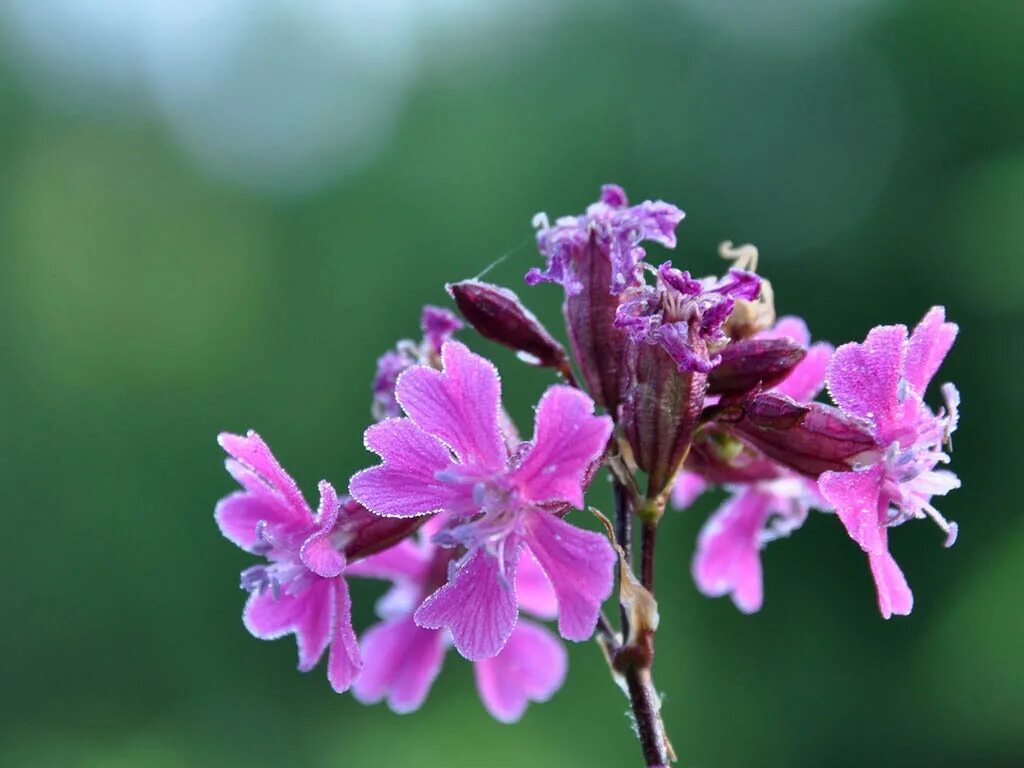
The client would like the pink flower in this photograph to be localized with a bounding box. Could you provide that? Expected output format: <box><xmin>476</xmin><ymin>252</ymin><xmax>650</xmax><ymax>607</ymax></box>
<box><xmin>819</xmin><ymin>307</ymin><xmax>960</xmax><ymax>618</ymax></box>
<box><xmin>348</xmin><ymin>520</ymin><xmax>566</xmax><ymax>721</ymax></box>
<box><xmin>678</xmin><ymin>317</ymin><xmax>833</xmax><ymax>613</ymax></box>
<box><xmin>350</xmin><ymin>340</ymin><xmax>616</xmax><ymax>660</ymax></box>
<box><xmin>215</xmin><ymin>431</ymin><xmax>361</xmax><ymax>692</ymax></box>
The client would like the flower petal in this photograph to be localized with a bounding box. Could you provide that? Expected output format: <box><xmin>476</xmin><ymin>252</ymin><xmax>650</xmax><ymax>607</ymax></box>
<box><xmin>515</xmin><ymin>551</ymin><xmax>558</xmax><ymax>620</ymax></box>
<box><xmin>215</xmin><ymin>491</ymin><xmax>279</xmax><ymax>551</ymax></box>
<box><xmin>692</xmin><ymin>488</ymin><xmax>772</xmax><ymax>614</ymax></box>
<box><xmin>395</xmin><ymin>341</ymin><xmax>506</xmax><ymax>471</ymax></box>
<box><xmin>826</xmin><ymin>325</ymin><xmax>907</xmax><ymax>430</ymax></box>
<box><xmin>767</xmin><ymin>315</ymin><xmax>811</xmax><ymax>346</ymax></box>
<box><xmin>414</xmin><ymin>548</ymin><xmax>520</xmax><ymax>661</ymax></box>
<box><xmin>353</xmin><ymin>615</ymin><xmax>447</xmax><ymax>713</ymax></box>
<box><xmin>819</xmin><ymin>467</ymin><xmax>885</xmax><ymax>555</ymax></box>
<box><xmin>218</xmin><ymin>431</ymin><xmax>312</xmax><ymax>520</ymax></box>
<box><xmin>349</xmin><ymin>419</ymin><xmax>462</xmax><ymax>518</ymax></box>
<box><xmin>511</xmin><ymin>386</ymin><xmax>612</xmax><ymax>508</ymax></box>
<box><xmin>474</xmin><ymin>620</ymin><xmax>567</xmax><ymax>723</ymax></box>
<box><xmin>522</xmin><ymin>510</ymin><xmax>615</xmax><ymax>642</ymax></box>
<box><xmin>670</xmin><ymin>471</ymin><xmax>708</xmax><ymax>510</ymax></box>
<box><xmin>904</xmin><ymin>306</ymin><xmax>958</xmax><ymax>396</ymax></box>
<box><xmin>868</xmin><ymin>548</ymin><xmax>913</xmax><ymax>619</ymax></box>
<box><xmin>243</xmin><ymin>578</ymin><xmax>334</xmax><ymax>672</ymax></box>
<box><xmin>300</xmin><ymin>482</ymin><xmax>346</xmax><ymax>578</ymax></box>
<box><xmin>327</xmin><ymin>578</ymin><xmax>362</xmax><ymax>692</ymax></box>
<box><xmin>774</xmin><ymin>342</ymin><xmax>833</xmax><ymax>403</ymax></box>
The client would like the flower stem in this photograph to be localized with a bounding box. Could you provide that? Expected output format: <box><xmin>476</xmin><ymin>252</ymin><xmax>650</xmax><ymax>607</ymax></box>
<box><xmin>611</xmin><ymin>478</ymin><xmax>673</xmax><ymax>767</ymax></box>
<box><xmin>640</xmin><ymin>520</ymin><xmax>657</xmax><ymax>593</ymax></box>
<box><xmin>624</xmin><ymin>665</ymin><xmax>671</xmax><ymax>768</ymax></box>
<box><xmin>614</xmin><ymin>479</ymin><xmax>633</xmax><ymax>635</ymax></box>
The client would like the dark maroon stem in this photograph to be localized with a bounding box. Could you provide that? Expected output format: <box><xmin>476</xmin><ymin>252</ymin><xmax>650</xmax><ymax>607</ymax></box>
<box><xmin>640</xmin><ymin>521</ymin><xmax>657</xmax><ymax>594</ymax></box>
<box><xmin>611</xmin><ymin>479</ymin><xmax>672</xmax><ymax>767</ymax></box>
<box><xmin>625</xmin><ymin>667</ymin><xmax>670</xmax><ymax>768</ymax></box>
<box><xmin>614</xmin><ymin>479</ymin><xmax>633</xmax><ymax>635</ymax></box>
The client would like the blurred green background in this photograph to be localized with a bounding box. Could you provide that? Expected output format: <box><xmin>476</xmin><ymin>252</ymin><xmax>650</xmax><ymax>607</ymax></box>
<box><xmin>0</xmin><ymin>1</ymin><xmax>1020</xmax><ymax>766</ymax></box>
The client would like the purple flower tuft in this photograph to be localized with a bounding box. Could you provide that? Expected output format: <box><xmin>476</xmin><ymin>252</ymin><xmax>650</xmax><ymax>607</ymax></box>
<box><xmin>526</xmin><ymin>184</ymin><xmax>685</xmax><ymax>296</ymax></box>
<box><xmin>421</xmin><ymin>305</ymin><xmax>463</xmax><ymax>355</ymax></box>
<box><xmin>616</xmin><ymin>263</ymin><xmax>761</xmax><ymax>374</ymax></box>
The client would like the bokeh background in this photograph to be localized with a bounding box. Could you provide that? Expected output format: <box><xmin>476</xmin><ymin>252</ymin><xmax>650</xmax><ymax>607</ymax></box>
<box><xmin>1</xmin><ymin>1</ymin><xmax>1021</xmax><ymax>766</ymax></box>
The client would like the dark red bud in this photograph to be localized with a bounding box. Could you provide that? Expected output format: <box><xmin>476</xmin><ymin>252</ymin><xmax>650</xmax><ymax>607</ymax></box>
<box><xmin>340</xmin><ymin>499</ymin><xmax>427</xmax><ymax>562</ymax></box>
<box><xmin>447</xmin><ymin>280</ymin><xmax>573</xmax><ymax>379</ymax></box>
<box><xmin>563</xmin><ymin>234</ymin><xmax>630</xmax><ymax>411</ymax></box>
<box><xmin>708</xmin><ymin>337</ymin><xmax>806</xmax><ymax>396</ymax></box>
<box><xmin>706</xmin><ymin>392</ymin><xmax>880</xmax><ymax>476</ymax></box>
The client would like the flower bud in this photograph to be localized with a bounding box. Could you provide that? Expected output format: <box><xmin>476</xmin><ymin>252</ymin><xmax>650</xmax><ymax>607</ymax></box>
<box><xmin>447</xmin><ymin>279</ymin><xmax>573</xmax><ymax>379</ymax></box>
<box><xmin>707</xmin><ymin>337</ymin><xmax>806</xmax><ymax>397</ymax></box>
<box><xmin>708</xmin><ymin>392</ymin><xmax>880</xmax><ymax>476</ymax></box>
<box><xmin>563</xmin><ymin>244</ymin><xmax>631</xmax><ymax>410</ymax></box>
<box><xmin>622</xmin><ymin>343</ymin><xmax>708</xmax><ymax>499</ymax></box>
<box><xmin>339</xmin><ymin>498</ymin><xmax>429</xmax><ymax>561</ymax></box>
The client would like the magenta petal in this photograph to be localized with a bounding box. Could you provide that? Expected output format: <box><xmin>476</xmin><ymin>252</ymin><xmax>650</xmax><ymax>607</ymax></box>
<box><xmin>511</xmin><ymin>386</ymin><xmax>612</xmax><ymax>508</ymax></box>
<box><xmin>350</xmin><ymin>419</ymin><xmax>461</xmax><ymax>518</ymax></box>
<box><xmin>826</xmin><ymin>325</ymin><xmax>906</xmax><ymax>429</ymax></box>
<box><xmin>692</xmin><ymin>489</ymin><xmax>772</xmax><ymax>614</ymax></box>
<box><xmin>345</xmin><ymin>539</ymin><xmax>428</xmax><ymax>582</ymax></box>
<box><xmin>327</xmin><ymin>578</ymin><xmax>362</xmax><ymax>692</ymax></box>
<box><xmin>774</xmin><ymin>342</ymin><xmax>833</xmax><ymax>403</ymax></box>
<box><xmin>218</xmin><ymin>431</ymin><xmax>312</xmax><ymax>520</ymax></box>
<box><xmin>768</xmin><ymin>315</ymin><xmax>811</xmax><ymax>346</ymax></box>
<box><xmin>353</xmin><ymin>615</ymin><xmax>447</xmax><ymax>713</ymax></box>
<box><xmin>474</xmin><ymin>620</ymin><xmax>567</xmax><ymax>724</ymax></box>
<box><xmin>300</xmin><ymin>536</ymin><xmax>346</xmax><ymax>579</ymax></box>
<box><xmin>819</xmin><ymin>467</ymin><xmax>885</xmax><ymax>554</ymax></box>
<box><xmin>904</xmin><ymin>306</ymin><xmax>958</xmax><ymax>395</ymax></box>
<box><xmin>522</xmin><ymin>510</ymin><xmax>615</xmax><ymax>642</ymax></box>
<box><xmin>515</xmin><ymin>551</ymin><xmax>558</xmax><ymax>619</ymax></box>
<box><xmin>244</xmin><ymin>578</ymin><xmax>334</xmax><ymax>672</ymax></box>
<box><xmin>671</xmin><ymin>471</ymin><xmax>708</xmax><ymax>510</ymax></box>
<box><xmin>395</xmin><ymin>341</ymin><xmax>506</xmax><ymax>471</ymax></box>
<box><xmin>300</xmin><ymin>482</ymin><xmax>346</xmax><ymax>578</ymax></box>
<box><xmin>868</xmin><ymin>548</ymin><xmax>913</xmax><ymax>619</ymax></box>
<box><xmin>215</xmin><ymin>491</ymin><xmax>278</xmax><ymax>551</ymax></box>
<box><xmin>414</xmin><ymin>548</ymin><xmax>520</xmax><ymax>661</ymax></box>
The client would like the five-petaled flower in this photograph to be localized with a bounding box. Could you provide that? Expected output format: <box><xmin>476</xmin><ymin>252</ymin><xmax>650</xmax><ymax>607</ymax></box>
<box><xmin>819</xmin><ymin>307</ymin><xmax>960</xmax><ymax>618</ymax></box>
<box><xmin>350</xmin><ymin>340</ymin><xmax>616</xmax><ymax>660</ymax></box>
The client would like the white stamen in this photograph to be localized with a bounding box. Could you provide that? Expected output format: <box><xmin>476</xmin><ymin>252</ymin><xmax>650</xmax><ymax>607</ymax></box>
<box><xmin>921</xmin><ymin>501</ymin><xmax>959</xmax><ymax>548</ymax></box>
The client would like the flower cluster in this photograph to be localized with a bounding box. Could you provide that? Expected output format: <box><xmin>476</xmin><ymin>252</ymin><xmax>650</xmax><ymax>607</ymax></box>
<box><xmin>213</xmin><ymin>184</ymin><xmax>961</xmax><ymax>758</ymax></box>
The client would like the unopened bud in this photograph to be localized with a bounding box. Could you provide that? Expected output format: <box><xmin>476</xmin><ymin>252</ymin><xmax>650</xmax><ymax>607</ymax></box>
<box><xmin>708</xmin><ymin>393</ymin><xmax>880</xmax><ymax>476</ymax></box>
<box><xmin>447</xmin><ymin>279</ymin><xmax>573</xmax><ymax>379</ymax></box>
<box><xmin>708</xmin><ymin>337</ymin><xmax>806</xmax><ymax>396</ymax></box>
<box><xmin>340</xmin><ymin>499</ymin><xmax>429</xmax><ymax>561</ymax></box>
